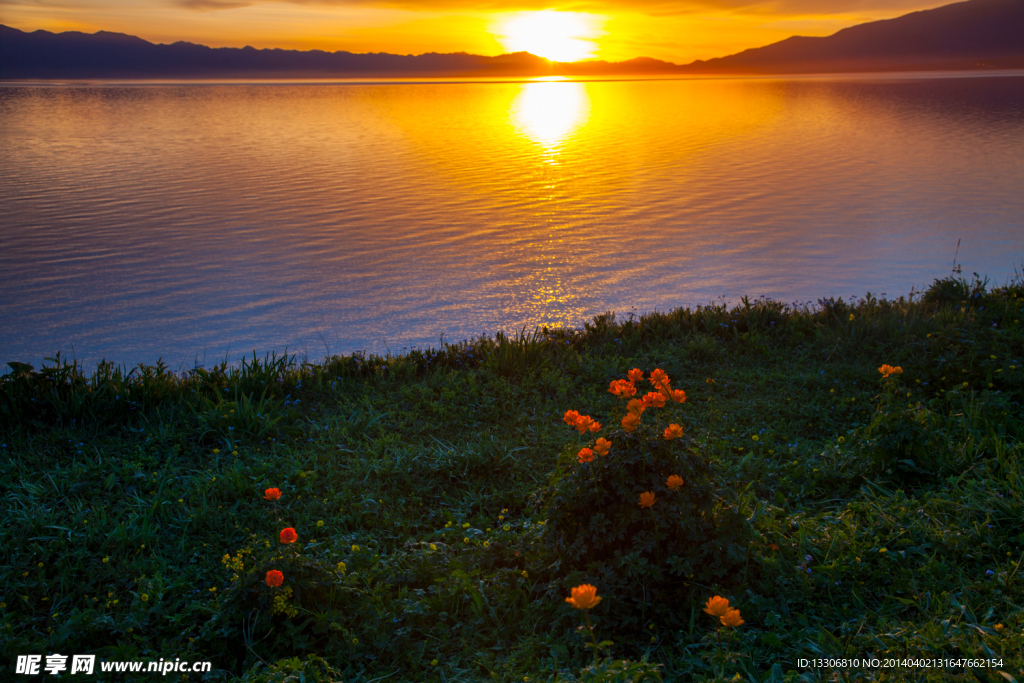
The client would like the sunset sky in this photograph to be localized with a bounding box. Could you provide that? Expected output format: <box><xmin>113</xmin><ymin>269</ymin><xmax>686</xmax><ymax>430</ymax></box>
<box><xmin>1</xmin><ymin>0</ymin><xmax>952</xmax><ymax>64</ymax></box>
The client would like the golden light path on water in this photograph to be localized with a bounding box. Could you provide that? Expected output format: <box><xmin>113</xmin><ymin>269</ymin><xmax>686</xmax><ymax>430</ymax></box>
<box><xmin>508</xmin><ymin>79</ymin><xmax>591</xmax><ymax>315</ymax></box>
<box><xmin>1</xmin><ymin>74</ymin><xmax>1024</xmax><ymax>367</ymax></box>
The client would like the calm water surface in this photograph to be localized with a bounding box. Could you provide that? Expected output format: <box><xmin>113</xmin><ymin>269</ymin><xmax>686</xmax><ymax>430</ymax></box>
<box><xmin>2</xmin><ymin>73</ymin><xmax>1023</xmax><ymax>368</ymax></box>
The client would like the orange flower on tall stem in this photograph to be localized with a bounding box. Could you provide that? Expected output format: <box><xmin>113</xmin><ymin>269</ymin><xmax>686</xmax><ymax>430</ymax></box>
<box><xmin>642</xmin><ymin>392</ymin><xmax>666</xmax><ymax>409</ymax></box>
<box><xmin>593</xmin><ymin>438</ymin><xmax>611</xmax><ymax>456</ymax></box>
<box><xmin>608</xmin><ymin>379</ymin><xmax>637</xmax><ymax>398</ymax></box>
<box><xmin>563</xmin><ymin>410</ymin><xmax>581</xmax><ymax>426</ymax></box>
<box><xmin>565</xmin><ymin>584</ymin><xmax>601</xmax><ymax>610</ymax></box>
<box><xmin>279</xmin><ymin>527</ymin><xmax>298</xmax><ymax>544</ymax></box>
<box><xmin>664</xmin><ymin>423</ymin><xmax>684</xmax><ymax>440</ymax></box>
<box><xmin>622</xmin><ymin>412</ymin><xmax>641</xmax><ymax>433</ymax></box>
<box><xmin>879</xmin><ymin>364</ymin><xmax>903</xmax><ymax>377</ymax></box>
<box><xmin>666</xmin><ymin>474</ymin><xmax>684</xmax><ymax>490</ymax></box>
<box><xmin>626</xmin><ymin>398</ymin><xmax>645</xmax><ymax>416</ymax></box>
<box><xmin>720</xmin><ymin>608</ymin><xmax>744</xmax><ymax>627</ymax></box>
<box><xmin>263</xmin><ymin>487</ymin><xmax>282</xmax><ymax>501</ymax></box>
<box><xmin>649</xmin><ymin>368</ymin><xmax>670</xmax><ymax>389</ymax></box>
<box><xmin>265</xmin><ymin>570</ymin><xmax>284</xmax><ymax>587</ymax></box>
<box><xmin>669</xmin><ymin>389</ymin><xmax>687</xmax><ymax>403</ymax></box>
<box><xmin>704</xmin><ymin>595</ymin><xmax>731</xmax><ymax>617</ymax></box>
<box><xmin>627</xmin><ymin>368</ymin><xmax>644</xmax><ymax>382</ymax></box>
<box><xmin>577</xmin><ymin>447</ymin><xmax>595</xmax><ymax>464</ymax></box>
<box><xmin>573</xmin><ymin>415</ymin><xmax>601</xmax><ymax>434</ymax></box>
<box><xmin>638</xmin><ymin>491</ymin><xmax>656</xmax><ymax>508</ymax></box>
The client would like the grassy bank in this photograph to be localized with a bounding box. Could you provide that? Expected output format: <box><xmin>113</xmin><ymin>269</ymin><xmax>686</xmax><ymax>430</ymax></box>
<box><xmin>2</xmin><ymin>272</ymin><xmax>1023</xmax><ymax>682</ymax></box>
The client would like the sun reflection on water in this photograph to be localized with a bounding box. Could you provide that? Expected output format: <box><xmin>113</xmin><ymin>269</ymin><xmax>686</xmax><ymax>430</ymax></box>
<box><xmin>510</xmin><ymin>80</ymin><xmax>590</xmax><ymax>149</ymax></box>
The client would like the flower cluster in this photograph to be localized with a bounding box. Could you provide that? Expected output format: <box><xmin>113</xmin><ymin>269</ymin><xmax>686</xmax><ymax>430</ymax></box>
<box><xmin>605</xmin><ymin>368</ymin><xmax>686</xmax><ymax>434</ymax></box>
<box><xmin>565</xmin><ymin>586</ymin><xmax>745</xmax><ymax>632</ymax></box>
<box><xmin>566</xmin><ymin>369</ymin><xmax>692</xmax><ymax>505</ymax></box>
<box><xmin>879</xmin><ymin>364</ymin><xmax>903</xmax><ymax>377</ymax></box>
<box><xmin>221</xmin><ymin>548</ymin><xmax>251</xmax><ymax>574</ymax></box>
<box><xmin>704</xmin><ymin>595</ymin><xmax>744</xmax><ymax>627</ymax></box>
<box><xmin>563</xmin><ymin>410</ymin><xmax>602</xmax><ymax>434</ymax></box>
<box><xmin>271</xmin><ymin>585</ymin><xmax>298</xmax><ymax>617</ymax></box>
<box><xmin>257</xmin><ymin>486</ymin><xmax>301</xmax><ymax>589</ymax></box>
<box><xmin>565</xmin><ymin>411</ymin><xmax>612</xmax><ymax>463</ymax></box>
<box><xmin>546</xmin><ymin>370</ymin><xmax>752</xmax><ymax>632</ymax></box>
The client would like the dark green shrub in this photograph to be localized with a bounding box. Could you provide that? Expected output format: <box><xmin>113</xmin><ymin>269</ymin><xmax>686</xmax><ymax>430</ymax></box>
<box><xmin>486</xmin><ymin>327</ymin><xmax>552</xmax><ymax>378</ymax></box>
<box><xmin>923</xmin><ymin>270</ymin><xmax>988</xmax><ymax>306</ymax></box>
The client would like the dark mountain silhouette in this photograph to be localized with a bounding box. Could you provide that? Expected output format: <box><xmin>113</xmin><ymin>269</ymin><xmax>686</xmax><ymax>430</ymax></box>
<box><xmin>0</xmin><ymin>25</ymin><xmax>556</xmax><ymax>78</ymax></box>
<box><xmin>686</xmin><ymin>0</ymin><xmax>1024</xmax><ymax>73</ymax></box>
<box><xmin>1</xmin><ymin>0</ymin><xmax>1023</xmax><ymax>79</ymax></box>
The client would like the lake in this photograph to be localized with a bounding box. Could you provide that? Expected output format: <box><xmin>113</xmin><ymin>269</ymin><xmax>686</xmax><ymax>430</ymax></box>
<box><xmin>2</xmin><ymin>72</ymin><xmax>1023</xmax><ymax>369</ymax></box>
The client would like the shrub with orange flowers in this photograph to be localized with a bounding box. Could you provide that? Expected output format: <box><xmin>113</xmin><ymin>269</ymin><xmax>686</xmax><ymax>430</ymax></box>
<box><xmin>857</xmin><ymin>360</ymin><xmax>963</xmax><ymax>477</ymax></box>
<box><xmin>543</xmin><ymin>369</ymin><xmax>750</xmax><ymax>630</ymax></box>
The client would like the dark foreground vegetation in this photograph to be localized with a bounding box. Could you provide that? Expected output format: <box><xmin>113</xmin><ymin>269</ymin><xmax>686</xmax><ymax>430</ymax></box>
<box><xmin>2</xmin><ymin>271</ymin><xmax>1023</xmax><ymax>682</ymax></box>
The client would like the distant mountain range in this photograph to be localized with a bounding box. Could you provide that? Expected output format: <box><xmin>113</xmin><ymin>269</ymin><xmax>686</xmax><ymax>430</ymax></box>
<box><xmin>2</xmin><ymin>0</ymin><xmax>1023</xmax><ymax>79</ymax></box>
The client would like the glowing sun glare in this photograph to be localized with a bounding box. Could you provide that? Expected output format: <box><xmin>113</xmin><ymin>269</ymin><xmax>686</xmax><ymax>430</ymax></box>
<box><xmin>495</xmin><ymin>11</ymin><xmax>602</xmax><ymax>62</ymax></box>
<box><xmin>511</xmin><ymin>81</ymin><xmax>590</xmax><ymax>147</ymax></box>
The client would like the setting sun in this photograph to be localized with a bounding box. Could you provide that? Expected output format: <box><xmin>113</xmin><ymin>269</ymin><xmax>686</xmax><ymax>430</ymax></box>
<box><xmin>494</xmin><ymin>11</ymin><xmax>603</xmax><ymax>62</ymax></box>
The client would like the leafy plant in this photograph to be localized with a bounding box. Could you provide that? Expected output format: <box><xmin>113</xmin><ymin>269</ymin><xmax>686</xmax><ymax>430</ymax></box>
<box><xmin>541</xmin><ymin>369</ymin><xmax>752</xmax><ymax>631</ymax></box>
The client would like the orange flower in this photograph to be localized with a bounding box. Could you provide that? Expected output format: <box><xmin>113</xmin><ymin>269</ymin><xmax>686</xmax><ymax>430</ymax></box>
<box><xmin>626</xmin><ymin>398</ymin><xmax>645</xmax><ymax>416</ymax></box>
<box><xmin>627</xmin><ymin>368</ymin><xmax>644</xmax><ymax>382</ymax></box>
<box><xmin>573</xmin><ymin>415</ymin><xmax>601</xmax><ymax>434</ymax></box>
<box><xmin>666</xmin><ymin>474</ymin><xmax>684</xmax><ymax>490</ymax></box>
<box><xmin>704</xmin><ymin>595</ymin><xmax>731</xmax><ymax>617</ymax></box>
<box><xmin>565</xmin><ymin>584</ymin><xmax>602</xmax><ymax>610</ymax></box>
<box><xmin>622</xmin><ymin>412</ymin><xmax>642</xmax><ymax>433</ymax></box>
<box><xmin>767</xmin><ymin>543</ymin><xmax>779</xmax><ymax>551</ymax></box>
<box><xmin>720</xmin><ymin>608</ymin><xmax>745</xmax><ymax>628</ymax></box>
<box><xmin>879</xmin><ymin>364</ymin><xmax>903</xmax><ymax>377</ymax></box>
<box><xmin>649</xmin><ymin>368</ymin><xmax>670</xmax><ymax>389</ymax></box>
<box><xmin>574</xmin><ymin>415</ymin><xmax>593</xmax><ymax>433</ymax></box>
<box><xmin>265</xmin><ymin>570</ymin><xmax>284</xmax><ymax>587</ymax></box>
<box><xmin>608</xmin><ymin>379</ymin><xmax>637</xmax><ymax>398</ymax></box>
<box><xmin>279</xmin><ymin>527</ymin><xmax>298</xmax><ymax>544</ymax></box>
<box><xmin>669</xmin><ymin>389</ymin><xmax>687</xmax><ymax>403</ymax></box>
<box><xmin>263</xmin><ymin>487</ymin><xmax>282</xmax><ymax>501</ymax></box>
<box><xmin>593</xmin><ymin>438</ymin><xmax>611</xmax><ymax>456</ymax></box>
<box><xmin>577</xmin><ymin>448</ymin><xmax>595</xmax><ymax>464</ymax></box>
<box><xmin>642</xmin><ymin>392</ymin><xmax>666</xmax><ymax>409</ymax></box>
<box><xmin>638</xmin><ymin>491</ymin><xmax>657</xmax><ymax>508</ymax></box>
<box><xmin>563</xmin><ymin>410</ymin><xmax>581</xmax><ymax>426</ymax></box>
<box><xmin>663</xmin><ymin>423</ymin><xmax>684</xmax><ymax>440</ymax></box>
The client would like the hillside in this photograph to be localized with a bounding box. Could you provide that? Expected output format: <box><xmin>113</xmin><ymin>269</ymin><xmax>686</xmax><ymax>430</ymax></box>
<box><xmin>1</xmin><ymin>0</ymin><xmax>1023</xmax><ymax>78</ymax></box>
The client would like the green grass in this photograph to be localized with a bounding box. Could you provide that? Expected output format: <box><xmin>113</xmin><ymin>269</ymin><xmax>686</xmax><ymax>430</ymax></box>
<box><xmin>1</xmin><ymin>271</ymin><xmax>1023</xmax><ymax>682</ymax></box>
